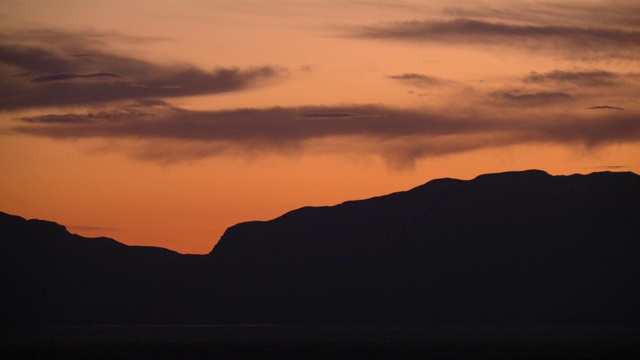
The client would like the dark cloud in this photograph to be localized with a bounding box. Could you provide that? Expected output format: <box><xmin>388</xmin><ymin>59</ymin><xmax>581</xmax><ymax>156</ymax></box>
<box><xmin>20</xmin><ymin>114</ymin><xmax>100</xmax><ymax>124</ymax></box>
<box><xmin>523</xmin><ymin>70</ymin><xmax>627</xmax><ymax>87</ymax></box>
<box><xmin>298</xmin><ymin>113</ymin><xmax>356</xmax><ymax>118</ymax></box>
<box><xmin>491</xmin><ymin>91</ymin><xmax>573</xmax><ymax>106</ymax></box>
<box><xmin>14</xmin><ymin>103</ymin><xmax>640</xmax><ymax>169</ymax></box>
<box><xmin>443</xmin><ymin>1</ymin><xmax>640</xmax><ymax>30</ymax></box>
<box><xmin>31</xmin><ymin>72</ymin><xmax>122</xmax><ymax>83</ymax></box>
<box><xmin>587</xmin><ymin>105</ymin><xmax>624</xmax><ymax>110</ymax></box>
<box><xmin>352</xmin><ymin>18</ymin><xmax>640</xmax><ymax>58</ymax></box>
<box><xmin>16</xmin><ymin>105</ymin><xmax>483</xmax><ymax>141</ymax></box>
<box><xmin>388</xmin><ymin>73</ymin><xmax>443</xmax><ymax>88</ymax></box>
<box><xmin>0</xmin><ymin>30</ymin><xmax>282</xmax><ymax>110</ymax></box>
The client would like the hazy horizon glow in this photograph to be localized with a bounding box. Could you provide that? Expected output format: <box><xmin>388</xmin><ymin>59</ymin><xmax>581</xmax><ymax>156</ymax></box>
<box><xmin>1</xmin><ymin>0</ymin><xmax>639</xmax><ymax>253</ymax></box>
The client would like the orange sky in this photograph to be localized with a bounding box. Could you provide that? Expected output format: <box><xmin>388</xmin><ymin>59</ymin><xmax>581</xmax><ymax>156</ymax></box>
<box><xmin>1</xmin><ymin>0</ymin><xmax>639</xmax><ymax>253</ymax></box>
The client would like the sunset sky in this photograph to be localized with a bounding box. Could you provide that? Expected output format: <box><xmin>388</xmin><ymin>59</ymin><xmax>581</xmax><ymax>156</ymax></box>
<box><xmin>1</xmin><ymin>0</ymin><xmax>639</xmax><ymax>254</ymax></box>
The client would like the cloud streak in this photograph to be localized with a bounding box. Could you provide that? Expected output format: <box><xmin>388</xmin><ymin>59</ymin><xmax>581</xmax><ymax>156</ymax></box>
<box><xmin>522</xmin><ymin>70</ymin><xmax>633</xmax><ymax>87</ymax></box>
<box><xmin>586</xmin><ymin>105</ymin><xmax>624</xmax><ymax>110</ymax></box>
<box><xmin>14</xmin><ymin>103</ymin><xmax>640</xmax><ymax>168</ymax></box>
<box><xmin>0</xmin><ymin>29</ymin><xmax>282</xmax><ymax>110</ymax></box>
<box><xmin>491</xmin><ymin>91</ymin><xmax>573</xmax><ymax>106</ymax></box>
<box><xmin>387</xmin><ymin>73</ymin><xmax>443</xmax><ymax>88</ymax></box>
<box><xmin>352</xmin><ymin>18</ymin><xmax>640</xmax><ymax>58</ymax></box>
<box><xmin>31</xmin><ymin>73</ymin><xmax>122</xmax><ymax>83</ymax></box>
<box><xmin>442</xmin><ymin>1</ymin><xmax>640</xmax><ymax>30</ymax></box>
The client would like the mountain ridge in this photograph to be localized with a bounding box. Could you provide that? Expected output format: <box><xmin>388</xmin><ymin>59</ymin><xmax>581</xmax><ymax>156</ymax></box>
<box><xmin>207</xmin><ymin>169</ymin><xmax>640</xmax><ymax>325</ymax></box>
<box><xmin>2</xmin><ymin>169</ymin><xmax>640</xmax><ymax>327</ymax></box>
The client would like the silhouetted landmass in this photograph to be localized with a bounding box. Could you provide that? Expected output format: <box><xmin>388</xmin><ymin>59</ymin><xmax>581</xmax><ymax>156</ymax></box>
<box><xmin>0</xmin><ymin>212</ymin><xmax>219</xmax><ymax>325</ymax></box>
<box><xmin>2</xmin><ymin>170</ymin><xmax>640</xmax><ymax>329</ymax></box>
<box><xmin>210</xmin><ymin>170</ymin><xmax>640</xmax><ymax>327</ymax></box>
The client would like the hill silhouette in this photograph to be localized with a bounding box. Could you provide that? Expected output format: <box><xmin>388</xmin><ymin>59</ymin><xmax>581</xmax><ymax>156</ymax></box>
<box><xmin>2</xmin><ymin>170</ymin><xmax>640</xmax><ymax>327</ymax></box>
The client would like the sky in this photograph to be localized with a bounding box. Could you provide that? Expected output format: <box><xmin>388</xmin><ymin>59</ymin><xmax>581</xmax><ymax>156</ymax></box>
<box><xmin>1</xmin><ymin>0</ymin><xmax>639</xmax><ymax>254</ymax></box>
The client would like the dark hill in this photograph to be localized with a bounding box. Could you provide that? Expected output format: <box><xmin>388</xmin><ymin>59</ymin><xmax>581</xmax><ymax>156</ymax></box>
<box><xmin>0</xmin><ymin>212</ymin><xmax>218</xmax><ymax>325</ymax></box>
<box><xmin>2</xmin><ymin>170</ymin><xmax>640</xmax><ymax>327</ymax></box>
<box><xmin>209</xmin><ymin>170</ymin><xmax>640</xmax><ymax>325</ymax></box>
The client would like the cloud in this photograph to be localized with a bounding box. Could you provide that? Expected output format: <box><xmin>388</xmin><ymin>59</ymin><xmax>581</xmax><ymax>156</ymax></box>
<box><xmin>13</xmin><ymin>103</ymin><xmax>640</xmax><ymax>169</ymax></box>
<box><xmin>586</xmin><ymin>105</ymin><xmax>624</xmax><ymax>110</ymax></box>
<box><xmin>31</xmin><ymin>73</ymin><xmax>122</xmax><ymax>83</ymax></box>
<box><xmin>0</xmin><ymin>29</ymin><xmax>282</xmax><ymax>110</ymax></box>
<box><xmin>388</xmin><ymin>73</ymin><xmax>443</xmax><ymax>88</ymax></box>
<box><xmin>514</xmin><ymin>69</ymin><xmax>638</xmax><ymax>108</ymax></box>
<box><xmin>0</xmin><ymin>27</ymin><xmax>171</xmax><ymax>47</ymax></box>
<box><xmin>523</xmin><ymin>70</ymin><xmax>630</xmax><ymax>87</ymax></box>
<box><xmin>16</xmin><ymin>104</ymin><xmax>483</xmax><ymax>141</ymax></box>
<box><xmin>352</xmin><ymin>18</ymin><xmax>640</xmax><ymax>58</ymax></box>
<box><xmin>442</xmin><ymin>1</ymin><xmax>640</xmax><ymax>30</ymax></box>
<box><xmin>594</xmin><ymin>165</ymin><xmax>629</xmax><ymax>169</ymax></box>
<box><xmin>298</xmin><ymin>112</ymin><xmax>356</xmax><ymax>118</ymax></box>
<box><xmin>491</xmin><ymin>91</ymin><xmax>573</xmax><ymax>106</ymax></box>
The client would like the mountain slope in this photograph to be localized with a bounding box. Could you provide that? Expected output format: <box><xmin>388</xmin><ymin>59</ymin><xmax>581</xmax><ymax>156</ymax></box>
<box><xmin>2</xmin><ymin>170</ymin><xmax>640</xmax><ymax>326</ymax></box>
<box><xmin>0</xmin><ymin>212</ymin><xmax>218</xmax><ymax>325</ymax></box>
<box><xmin>210</xmin><ymin>170</ymin><xmax>640</xmax><ymax>325</ymax></box>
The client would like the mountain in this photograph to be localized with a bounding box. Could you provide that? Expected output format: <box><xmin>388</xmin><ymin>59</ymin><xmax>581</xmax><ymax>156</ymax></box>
<box><xmin>2</xmin><ymin>170</ymin><xmax>640</xmax><ymax>327</ymax></box>
<box><xmin>0</xmin><ymin>212</ymin><xmax>219</xmax><ymax>325</ymax></box>
<box><xmin>210</xmin><ymin>170</ymin><xmax>640</xmax><ymax>326</ymax></box>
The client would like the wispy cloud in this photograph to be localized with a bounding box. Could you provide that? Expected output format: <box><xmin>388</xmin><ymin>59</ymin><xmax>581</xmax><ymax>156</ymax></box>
<box><xmin>351</xmin><ymin>18</ymin><xmax>640</xmax><ymax>58</ymax></box>
<box><xmin>0</xmin><ymin>29</ymin><xmax>282</xmax><ymax>110</ymax></box>
<box><xmin>31</xmin><ymin>73</ymin><xmax>122</xmax><ymax>83</ymax></box>
<box><xmin>522</xmin><ymin>70</ymin><xmax>632</xmax><ymax>87</ymax></box>
<box><xmin>443</xmin><ymin>1</ymin><xmax>640</xmax><ymax>29</ymax></box>
<box><xmin>586</xmin><ymin>105</ymin><xmax>624</xmax><ymax>110</ymax></box>
<box><xmin>0</xmin><ymin>27</ymin><xmax>172</xmax><ymax>47</ymax></box>
<box><xmin>595</xmin><ymin>165</ymin><xmax>629</xmax><ymax>169</ymax></box>
<box><xmin>14</xmin><ymin>103</ymin><xmax>640</xmax><ymax>169</ymax></box>
<box><xmin>491</xmin><ymin>91</ymin><xmax>573</xmax><ymax>106</ymax></box>
<box><xmin>388</xmin><ymin>73</ymin><xmax>444</xmax><ymax>88</ymax></box>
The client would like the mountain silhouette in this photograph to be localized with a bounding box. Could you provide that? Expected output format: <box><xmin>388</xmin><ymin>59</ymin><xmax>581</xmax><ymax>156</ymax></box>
<box><xmin>2</xmin><ymin>170</ymin><xmax>640</xmax><ymax>327</ymax></box>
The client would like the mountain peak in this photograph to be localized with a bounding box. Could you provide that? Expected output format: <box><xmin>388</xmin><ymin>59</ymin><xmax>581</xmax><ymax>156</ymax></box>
<box><xmin>472</xmin><ymin>168</ymin><xmax>550</xmax><ymax>180</ymax></box>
